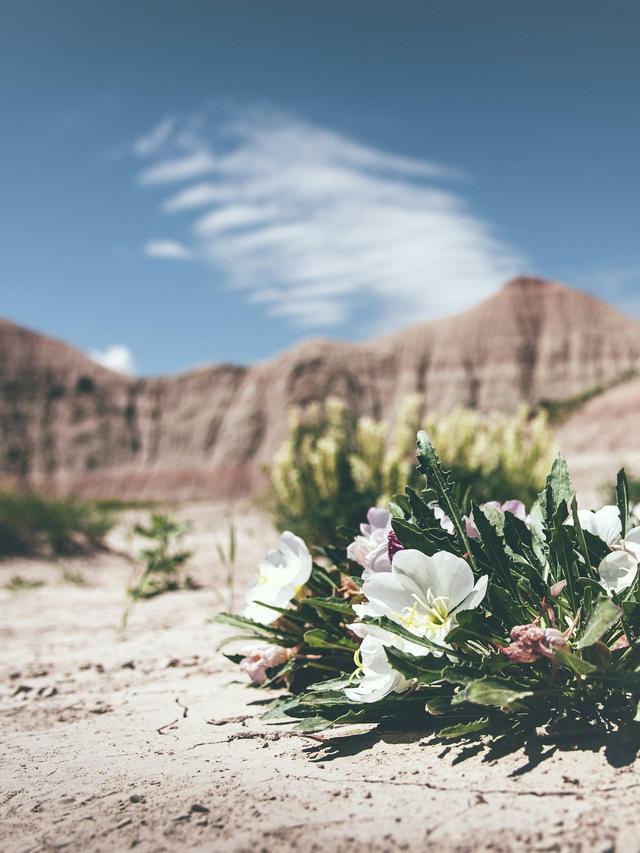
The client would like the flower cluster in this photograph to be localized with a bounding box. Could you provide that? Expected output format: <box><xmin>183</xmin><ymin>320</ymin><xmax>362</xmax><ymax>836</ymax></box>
<box><xmin>218</xmin><ymin>431</ymin><xmax>640</xmax><ymax>746</ymax></box>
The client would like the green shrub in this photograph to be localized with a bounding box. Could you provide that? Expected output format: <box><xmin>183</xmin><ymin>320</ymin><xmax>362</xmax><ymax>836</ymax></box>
<box><xmin>421</xmin><ymin>406</ymin><xmax>554</xmax><ymax>506</ymax></box>
<box><xmin>122</xmin><ymin>513</ymin><xmax>194</xmax><ymax>626</ymax></box>
<box><xmin>270</xmin><ymin>398</ymin><xmax>555</xmax><ymax>545</ymax></box>
<box><xmin>0</xmin><ymin>489</ymin><xmax>115</xmax><ymax>557</ymax></box>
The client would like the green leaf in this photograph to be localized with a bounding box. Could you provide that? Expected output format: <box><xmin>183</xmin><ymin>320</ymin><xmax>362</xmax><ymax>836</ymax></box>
<box><xmin>570</xmin><ymin>496</ymin><xmax>594</xmax><ymax>578</ymax></box>
<box><xmin>214</xmin><ymin>611</ymin><xmax>292</xmax><ymax>640</ymax></box>
<box><xmin>551</xmin><ymin>509</ymin><xmax>579</xmax><ymax>610</ymax></box>
<box><xmin>452</xmin><ymin>677</ymin><xmax>532</xmax><ymax>709</ymax></box>
<box><xmin>617</xmin><ymin>469</ymin><xmax>630</xmax><ymax>539</ymax></box>
<box><xmin>361</xmin><ymin>616</ymin><xmax>469</xmax><ymax>659</ymax></box>
<box><xmin>304</xmin><ymin>597</ymin><xmax>355</xmax><ymax>616</ymax></box>
<box><xmin>384</xmin><ymin>646</ymin><xmax>444</xmax><ymax>682</ymax></box>
<box><xmin>555</xmin><ymin>648</ymin><xmax>597</xmax><ymax>676</ymax></box>
<box><xmin>436</xmin><ymin>717</ymin><xmax>490</xmax><ymax>739</ymax></box>
<box><xmin>576</xmin><ymin>597</ymin><xmax>623</xmax><ymax>649</ymax></box>
<box><xmin>415</xmin><ymin>430</ymin><xmax>476</xmax><ymax>569</ymax></box>
<box><xmin>471</xmin><ymin>504</ymin><xmax>518</xmax><ymax>602</ymax></box>
<box><xmin>444</xmin><ymin>609</ymin><xmax>501</xmax><ymax>646</ymax></box>
<box><xmin>303</xmin><ymin>628</ymin><xmax>358</xmax><ymax>651</ymax></box>
<box><xmin>543</xmin><ymin>454</ymin><xmax>574</xmax><ymax>520</ymax></box>
<box><xmin>390</xmin><ymin>518</ymin><xmax>448</xmax><ymax>557</ymax></box>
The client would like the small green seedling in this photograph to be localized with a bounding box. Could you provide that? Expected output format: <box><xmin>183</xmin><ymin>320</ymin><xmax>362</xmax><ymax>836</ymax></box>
<box><xmin>121</xmin><ymin>513</ymin><xmax>194</xmax><ymax>627</ymax></box>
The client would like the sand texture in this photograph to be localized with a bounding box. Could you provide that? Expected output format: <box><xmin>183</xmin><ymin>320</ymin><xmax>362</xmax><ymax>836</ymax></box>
<box><xmin>2</xmin><ymin>504</ymin><xmax>640</xmax><ymax>852</ymax></box>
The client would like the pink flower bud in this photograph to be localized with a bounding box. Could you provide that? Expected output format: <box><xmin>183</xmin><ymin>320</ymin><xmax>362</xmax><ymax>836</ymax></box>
<box><xmin>501</xmin><ymin>622</ymin><xmax>567</xmax><ymax>664</ymax></box>
<box><xmin>239</xmin><ymin>645</ymin><xmax>291</xmax><ymax>685</ymax></box>
<box><xmin>387</xmin><ymin>530</ymin><xmax>404</xmax><ymax>562</ymax></box>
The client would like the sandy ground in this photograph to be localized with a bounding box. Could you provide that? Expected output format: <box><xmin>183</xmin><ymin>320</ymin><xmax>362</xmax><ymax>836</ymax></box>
<box><xmin>3</xmin><ymin>503</ymin><xmax>640</xmax><ymax>852</ymax></box>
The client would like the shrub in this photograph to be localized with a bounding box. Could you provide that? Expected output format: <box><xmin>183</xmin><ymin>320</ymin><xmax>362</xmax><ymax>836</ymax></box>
<box><xmin>421</xmin><ymin>406</ymin><xmax>554</xmax><ymax>506</ymax></box>
<box><xmin>270</xmin><ymin>398</ymin><xmax>554</xmax><ymax>544</ymax></box>
<box><xmin>0</xmin><ymin>489</ymin><xmax>115</xmax><ymax>557</ymax></box>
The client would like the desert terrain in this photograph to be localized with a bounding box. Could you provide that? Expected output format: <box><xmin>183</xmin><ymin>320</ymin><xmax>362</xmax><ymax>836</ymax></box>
<box><xmin>3</xmin><ymin>503</ymin><xmax>640</xmax><ymax>853</ymax></box>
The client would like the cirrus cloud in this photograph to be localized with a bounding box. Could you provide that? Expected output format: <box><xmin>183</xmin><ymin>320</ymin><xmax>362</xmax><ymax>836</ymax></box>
<box><xmin>143</xmin><ymin>239</ymin><xmax>194</xmax><ymax>261</ymax></box>
<box><xmin>133</xmin><ymin>107</ymin><xmax>527</xmax><ymax>332</ymax></box>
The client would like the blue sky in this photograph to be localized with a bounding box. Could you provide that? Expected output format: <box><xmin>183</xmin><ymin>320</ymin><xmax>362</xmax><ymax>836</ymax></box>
<box><xmin>2</xmin><ymin>2</ymin><xmax>640</xmax><ymax>375</ymax></box>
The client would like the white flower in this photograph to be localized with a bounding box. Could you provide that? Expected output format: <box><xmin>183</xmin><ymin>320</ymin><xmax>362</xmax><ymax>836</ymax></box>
<box><xmin>570</xmin><ymin>505</ymin><xmax>640</xmax><ymax>595</ymax></box>
<box><xmin>346</xmin><ymin>507</ymin><xmax>392</xmax><ymax>579</ymax></box>
<box><xmin>244</xmin><ymin>531</ymin><xmax>312</xmax><ymax>624</ymax></box>
<box><xmin>344</xmin><ymin>634</ymin><xmax>411</xmax><ymax>703</ymax></box>
<box><xmin>566</xmin><ymin>504</ymin><xmax>640</xmax><ymax>595</ymax></box>
<box><xmin>353</xmin><ymin>549</ymin><xmax>488</xmax><ymax>657</ymax></box>
<box><xmin>574</xmin><ymin>505</ymin><xmax>623</xmax><ymax>547</ymax></box>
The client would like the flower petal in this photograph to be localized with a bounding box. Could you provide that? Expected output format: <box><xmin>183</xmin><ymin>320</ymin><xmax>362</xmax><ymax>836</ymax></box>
<box><xmin>501</xmin><ymin>500</ymin><xmax>527</xmax><ymax>521</ymax></box>
<box><xmin>599</xmin><ymin>550</ymin><xmax>638</xmax><ymax>595</ymax></box>
<box><xmin>279</xmin><ymin>530</ymin><xmax>313</xmax><ymax>587</ymax></box>
<box><xmin>357</xmin><ymin>571</ymin><xmax>421</xmax><ymax>621</ymax></box>
<box><xmin>367</xmin><ymin>507</ymin><xmax>391</xmax><ymax>530</ymax></box>
<box><xmin>454</xmin><ymin>574</ymin><xmax>489</xmax><ymax>613</ymax></box>
<box><xmin>344</xmin><ymin>636</ymin><xmax>410</xmax><ymax>703</ymax></box>
<box><xmin>593</xmin><ymin>506</ymin><xmax>622</xmax><ymax>547</ymax></box>
<box><xmin>392</xmin><ymin>549</ymin><xmax>474</xmax><ymax>611</ymax></box>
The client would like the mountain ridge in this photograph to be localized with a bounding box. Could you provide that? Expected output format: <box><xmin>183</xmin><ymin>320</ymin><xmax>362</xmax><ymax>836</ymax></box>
<box><xmin>2</xmin><ymin>277</ymin><xmax>639</xmax><ymax>500</ymax></box>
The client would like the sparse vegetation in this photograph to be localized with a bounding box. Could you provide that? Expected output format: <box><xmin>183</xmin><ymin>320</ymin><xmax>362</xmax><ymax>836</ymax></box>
<box><xmin>122</xmin><ymin>513</ymin><xmax>195</xmax><ymax>627</ymax></box>
<box><xmin>270</xmin><ymin>398</ymin><xmax>555</xmax><ymax>544</ymax></box>
<box><xmin>93</xmin><ymin>498</ymin><xmax>161</xmax><ymax>513</ymax></box>
<box><xmin>60</xmin><ymin>566</ymin><xmax>87</xmax><ymax>586</ymax></box>
<box><xmin>214</xmin><ymin>521</ymin><xmax>238</xmax><ymax>611</ymax></box>
<box><xmin>0</xmin><ymin>489</ymin><xmax>115</xmax><ymax>558</ymax></box>
<box><xmin>5</xmin><ymin>575</ymin><xmax>45</xmax><ymax>592</ymax></box>
<box><xmin>540</xmin><ymin>370</ymin><xmax>636</xmax><ymax>424</ymax></box>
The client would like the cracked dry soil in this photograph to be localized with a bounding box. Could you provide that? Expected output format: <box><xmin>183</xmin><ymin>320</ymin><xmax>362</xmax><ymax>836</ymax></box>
<box><xmin>2</xmin><ymin>506</ymin><xmax>640</xmax><ymax>852</ymax></box>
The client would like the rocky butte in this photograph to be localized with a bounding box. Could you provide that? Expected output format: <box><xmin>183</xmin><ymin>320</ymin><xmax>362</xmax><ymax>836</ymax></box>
<box><xmin>1</xmin><ymin>276</ymin><xmax>640</xmax><ymax>500</ymax></box>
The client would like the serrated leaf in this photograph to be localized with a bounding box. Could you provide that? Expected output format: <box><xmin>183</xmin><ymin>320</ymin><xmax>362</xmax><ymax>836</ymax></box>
<box><xmin>576</xmin><ymin>597</ymin><xmax>623</xmax><ymax>649</ymax></box>
<box><xmin>544</xmin><ymin>454</ymin><xmax>574</xmax><ymax>517</ymax></box>
<box><xmin>415</xmin><ymin>430</ymin><xmax>476</xmax><ymax>568</ymax></box>
<box><xmin>390</xmin><ymin>518</ymin><xmax>448</xmax><ymax>557</ymax></box>
<box><xmin>551</xmin><ymin>509</ymin><xmax>579</xmax><ymax>609</ymax></box>
<box><xmin>471</xmin><ymin>505</ymin><xmax>517</xmax><ymax>600</ymax></box>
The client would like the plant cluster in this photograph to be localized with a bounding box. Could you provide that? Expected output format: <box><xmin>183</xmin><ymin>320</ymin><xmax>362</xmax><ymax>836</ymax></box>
<box><xmin>219</xmin><ymin>431</ymin><xmax>640</xmax><ymax>747</ymax></box>
<box><xmin>0</xmin><ymin>489</ymin><xmax>114</xmax><ymax>557</ymax></box>
<box><xmin>122</xmin><ymin>513</ymin><xmax>195</xmax><ymax>626</ymax></box>
<box><xmin>270</xmin><ymin>398</ymin><xmax>553</xmax><ymax>545</ymax></box>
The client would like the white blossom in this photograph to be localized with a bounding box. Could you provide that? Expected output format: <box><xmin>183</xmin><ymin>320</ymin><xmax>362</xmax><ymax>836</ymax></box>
<box><xmin>244</xmin><ymin>531</ymin><xmax>312</xmax><ymax>624</ymax></box>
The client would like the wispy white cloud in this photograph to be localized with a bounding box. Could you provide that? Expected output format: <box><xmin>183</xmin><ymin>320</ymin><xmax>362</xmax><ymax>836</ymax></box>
<box><xmin>143</xmin><ymin>239</ymin><xmax>194</xmax><ymax>261</ymax></box>
<box><xmin>134</xmin><ymin>106</ymin><xmax>526</xmax><ymax>331</ymax></box>
<box><xmin>133</xmin><ymin>117</ymin><xmax>176</xmax><ymax>157</ymax></box>
<box><xmin>90</xmin><ymin>344</ymin><xmax>136</xmax><ymax>375</ymax></box>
